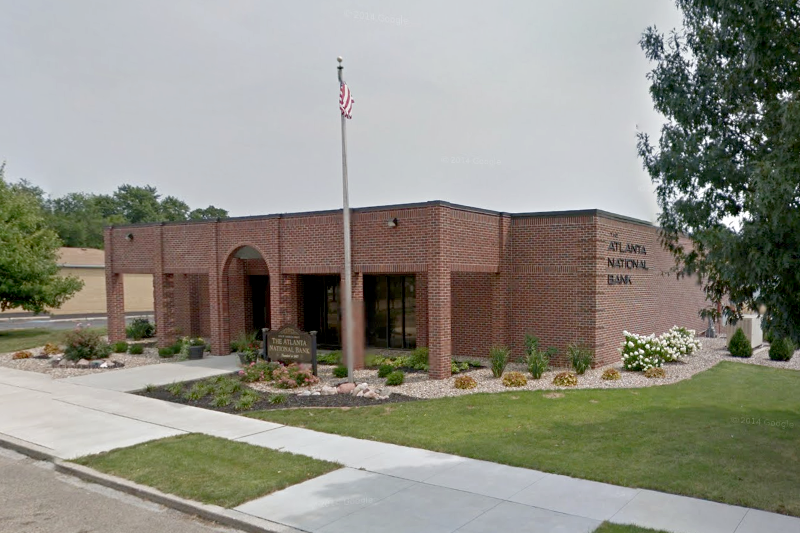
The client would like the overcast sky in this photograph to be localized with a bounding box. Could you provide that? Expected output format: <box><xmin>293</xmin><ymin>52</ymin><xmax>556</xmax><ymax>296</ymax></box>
<box><xmin>1</xmin><ymin>1</ymin><xmax>684</xmax><ymax>222</ymax></box>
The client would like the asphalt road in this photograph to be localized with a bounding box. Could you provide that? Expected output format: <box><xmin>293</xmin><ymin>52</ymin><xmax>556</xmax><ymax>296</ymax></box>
<box><xmin>0</xmin><ymin>447</ymin><xmax>243</xmax><ymax>533</ymax></box>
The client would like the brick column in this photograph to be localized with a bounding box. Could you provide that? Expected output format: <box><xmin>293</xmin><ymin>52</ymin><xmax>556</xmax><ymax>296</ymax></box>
<box><xmin>154</xmin><ymin>274</ymin><xmax>176</xmax><ymax>347</ymax></box>
<box><xmin>416</xmin><ymin>272</ymin><xmax>428</xmax><ymax>348</ymax></box>
<box><xmin>491</xmin><ymin>214</ymin><xmax>512</xmax><ymax>350</ymax></box>
<box><xmin>209</xmin><ymin>268</ymin><xmax>227</xmax><ymax>355</ymax></box>
<box><xmin>277</xmin><ymin>274</ymin><xmax>299</xmax><ymax>327</ymax></box>
<box><xmin>344</xmin><ymin>272</ymin><xmax>365</xmax><ymax>369</ymax></box>
<box><xmin>106</xmin><ymin>273</ymin><xmax>126</xmax><ymax>343</ymax></box>
<box><xmin>104</xmin><ymin>228</ymin><xmax>126</xmax><ymax>343</ymax></box>
<box><xmin>427</xmin><ymin>269</ymin><xmax>452</xmax><ymax>379</ymax></box>
<box><xmin>226</xmin><ymin>258</ymin><xmax>247</xmax><ymax>342</ymax></box>
<box><xmin>428</xmin><ymin>206</ymin><xmax>452</xmax><ymax>379</ymax></box>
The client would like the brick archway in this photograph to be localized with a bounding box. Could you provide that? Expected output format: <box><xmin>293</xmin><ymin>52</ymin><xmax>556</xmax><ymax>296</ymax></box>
<box><xmin>219</xmin><ymin>245</ymin><xmax>270</xmax><ymax>353</ymax></box>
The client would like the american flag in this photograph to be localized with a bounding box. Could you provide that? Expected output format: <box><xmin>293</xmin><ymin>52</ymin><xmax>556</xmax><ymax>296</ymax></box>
<box><xmin>339</xmin><ymin>81</ymin><xmax>354</xmax><ymax>119</ymax></box>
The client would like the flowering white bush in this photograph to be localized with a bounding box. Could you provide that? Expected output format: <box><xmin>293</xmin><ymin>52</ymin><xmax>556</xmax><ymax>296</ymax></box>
<box><xmin>660</xmin><ymin>326</ymin><xmax>702</xmax><ymax>362</ymax></box>
<box><xmin>619</xmin><ymin>331</ymin><xmax>666</xmax><ymax>371</ymax></box>
<box><xmin>619</xmin><ymin>327</ymin><xmax>703</xmax><ymax>371</ymax></box>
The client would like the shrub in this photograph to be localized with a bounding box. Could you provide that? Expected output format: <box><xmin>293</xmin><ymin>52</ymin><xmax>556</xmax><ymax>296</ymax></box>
<box><xmin>239</xmin><ymin>361</ymin><xmax>278</xmax><ymax>383</ymax></box>
<box><xmin>128</xmin><ymin>344</ymin><xmax>144</xmax><ymax>355</ymax></box>
<box><xmin>333</xmin><ymin>365</ymin><xmax>349</xmax><ymax>378</ymax></box>
<box><xmin>409</xmin><ymin>347</ymin><xmax>429</xmax><ymax>370</ymax></box>
<box><xmin>166</xmin><ymin>382</ymin><xmax>184</xmax><ymax>396</ymax></box>
<box><xmin>272</xmin><ymin>363</ymin><xmax>320</xmax><ymax>389</ymax></box>
<box><xmin>601</xmin><ymin>368</ymin><xmax>621</xmax><ymax>381</ymax></box>
<box><xmin>12</xmin><ymin>350</ymin><xmax>32</xmax><ymax>360</ymax></box>
<box><xmin>728</xmin><ymin>328</ymin><xmax>753</xmax><ymax>358</ymax></box>
<box><xmin>126</xmin><ymin>317</ymin><xmax>155</xmax><ymax>340</ymax></box>
<box><xmin>215</xmin><ymin>378</ymin><xmax>242</xmax><ymax>395</ymax></box>
<box><xmin>769</xmin><ymin>338</ymin><xmax>795</xmax><ymax>361</ymax></box>
<box><xmin>144</xmin><ymin>384</ymin><xmax>156</xmax><ymax>393</ymax></box>
<box><xmin>111</xmin><ymin>341</ymin><xmax>128</xmax><ymax>353</ymax></box>
<box><xmin>158</xmin><ymin>347</ymin><xmax>175</xmax><ymax>358</ymax></box>
<box><xmin>619</xmin><ymin>331</ymin><xmax>665</xmax><ymax>371</ymax></box>
<box><xmin>234</xmin><ymin>390</ymin><xmax>259</xmax><ymax>411</ymax></box>
<box><xmin>377</xmin><ymin>364</ymin><xmax>394</xmax><ymax>378</ymax></box>
<box><xmin>552</xmin><ymin>371</ymin><xmax>578</xmax><ymax>387</ymax></box>
<box><xmin>42</xmin><ymin>342</ymin><xmax>61</xmax><ymax>356</ymax></box>
<box><xmin>489</xmin><ymin>345</ymin><xmax>510</xmax><ymax>378</ymax></box>
<box><xmin>183</xmin><ymin>382</ymin><xmax>212</xmax><ymax>401</ymax></box>
<box><xmin>502</xmin><ymin>371</ymin><xmax>527</xmax><ymax>387</ymax></box>
<box><xmin>63</xmin><ymin>327</ymin><xmax>112</xmax><ymax>361</ymax></box>
<box><xmin>385</xmin><ymin>370</ymin><xmax>404</xmax><ymax>386</ymax></box>
<box><xmin>451</xmin><ymin>360</ymin><xmax>469</xmax><ymax>374</ymax></box>
<box><xmin>568</xmin><ymin>343</ymin><xmax>594</xmax><ymax>375</ymax></box>
<box><xmin>188</xmin><ymin>337</ymin><xmax>206</xmax><ymax>347</ymax></box>
<box><xmin>317</xmin><ymin>351</ymin><xmax>342</xmax><ymax>365</ymax></box>
<box><xmin>268</xmin><ymin>393</ymin><xmax>287</xmax><ymax>405</ymax></box>
<box><xmin>660</xmin><ymin>326</ymin><xmax>702</xmax><ymax>361</ymax></box>
<box><xmin>644</xmin><ymin>367</ymin><xmax>666</xmax><ymax>379</ymax></box>
<box><xmin>231</xmin><ymin>331</ymin><xmax>261</xmax><ymax>361</ymax></box>
<box><xmin>454</xmin><ymin>375</ymin><xmax>477</xmax><ymax>389</ymax></box>
<box><xmin>525</xmin><ymin>334</ymin><xmax>555</xmax><ymax>379</ymax></box>
<box><xmin>212</xmin><ymin>393</ymin><xmax>232</xmax><ymax>407</ymax></box>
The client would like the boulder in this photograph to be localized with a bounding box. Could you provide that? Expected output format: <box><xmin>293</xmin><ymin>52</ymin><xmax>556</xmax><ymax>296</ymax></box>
<box><xmin>321</xmin><ymin>386</ymin><xmax>337</xmax><ymax>396</ymax></box>
<box><xmin>364</xmin><ymin>390</ymin><xmax>379</xmax><ymax>399</ymax></box>
<box><xmin>298</xmin><ymin>390</ymin><xmax>312</xmax><ymax>397</ymax></box>
<box><xmin>76</xmin><ymin>359</ymin><xmax>90</xmax><ymax>369</ymax></box>
<box><xmin>337</xmin><ymin>382</ymin><xmax>356</xmax><ymax>394</ymax></box>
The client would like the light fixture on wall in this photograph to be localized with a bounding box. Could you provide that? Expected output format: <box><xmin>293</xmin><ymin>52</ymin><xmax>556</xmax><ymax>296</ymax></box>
<box><xmin>125</xmin><ymin>233</ymin><xmax>134</xmax><ymax>241</ymax></box>
<box><xmin>387</xmin><ymin>218</ymin><xmax>398</xmax><ymax>228</ymax></box>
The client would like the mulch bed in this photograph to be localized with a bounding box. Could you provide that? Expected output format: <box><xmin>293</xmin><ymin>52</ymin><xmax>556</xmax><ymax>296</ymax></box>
<box><xmin>135</xmin><ymin>374</ymin><xmax>418</xmax><ymax>414</ymax></box>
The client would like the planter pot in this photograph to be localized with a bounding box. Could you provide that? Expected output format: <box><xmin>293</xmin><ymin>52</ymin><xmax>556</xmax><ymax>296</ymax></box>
<box><xmin>187</xmin><ymin>346</ymin><xmax>204</xmax><ymax>360</ymax></box>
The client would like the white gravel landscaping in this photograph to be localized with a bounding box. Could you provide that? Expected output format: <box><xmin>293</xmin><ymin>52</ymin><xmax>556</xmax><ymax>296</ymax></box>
<box><xmin>0</xmin><ymin>341</ymin><xmax>175</xmax><ymax>379</ymax></box>
<box><xmin>247</xmin><ymin>335</ymin><xmax>799</xmax><ymax>400</ymax></box>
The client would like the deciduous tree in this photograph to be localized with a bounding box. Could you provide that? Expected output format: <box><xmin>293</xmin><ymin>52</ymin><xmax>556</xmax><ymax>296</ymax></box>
<box><xmin>638</xmin><ymin>0</ymin><xmax>800</xmax><ymax>341</ymax></box>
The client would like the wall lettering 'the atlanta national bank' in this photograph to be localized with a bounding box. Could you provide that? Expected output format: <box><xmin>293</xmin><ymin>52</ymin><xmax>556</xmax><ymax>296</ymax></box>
<box><xmin>607</xmin><ymin>240</ymin><xmax>647</xmax><ymax>285</ymax></box>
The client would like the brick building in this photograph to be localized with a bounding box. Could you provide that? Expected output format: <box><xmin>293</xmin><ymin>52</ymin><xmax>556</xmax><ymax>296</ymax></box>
<box><xmin>104</xmin><ymin>201</ymin><xmax>708</xmax><ymax>379</ymax></box>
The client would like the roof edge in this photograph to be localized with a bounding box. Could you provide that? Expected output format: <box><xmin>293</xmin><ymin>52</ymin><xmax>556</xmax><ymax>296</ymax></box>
<box><xmin>105</xmin><ymin>201</ymin><xmax>655</xmax><ymax>230</ymax></box>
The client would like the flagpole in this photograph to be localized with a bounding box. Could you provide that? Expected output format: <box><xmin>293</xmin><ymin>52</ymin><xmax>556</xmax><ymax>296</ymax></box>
<box><xmin>337</xmin><ymin>56</ymin><xmax>355</xmax><ymax>383</ymax></box>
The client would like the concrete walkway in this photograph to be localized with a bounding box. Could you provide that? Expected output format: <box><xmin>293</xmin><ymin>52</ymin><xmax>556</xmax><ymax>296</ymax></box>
<box><xmin>1</xmin><ymin>364</ymin><xmax>798</xmax><ymax>533</ymax></box>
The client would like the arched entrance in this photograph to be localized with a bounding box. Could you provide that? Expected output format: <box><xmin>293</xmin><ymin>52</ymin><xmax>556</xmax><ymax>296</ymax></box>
<box><xmin>221</xmin><ymin>245</ymin><xmax>270</xmax><ymax>351</ymax></box>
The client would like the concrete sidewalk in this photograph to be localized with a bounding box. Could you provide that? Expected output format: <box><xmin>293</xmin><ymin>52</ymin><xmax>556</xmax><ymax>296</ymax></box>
<box><xmin>1</xmin><ymin>365</ymin><xmax>798</xmax><ymax>533</ymax></box>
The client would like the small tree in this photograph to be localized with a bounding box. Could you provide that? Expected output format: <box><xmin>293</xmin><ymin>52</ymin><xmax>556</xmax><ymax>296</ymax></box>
<box><xmin>728</xmin><ymin>328</ymin><xmax>753</xmax><ymax>358</ymax></box>
<box><xmin>0</xmin><ymin>164</ymin><xmax>83</xmax><ymax>313</ymax></box>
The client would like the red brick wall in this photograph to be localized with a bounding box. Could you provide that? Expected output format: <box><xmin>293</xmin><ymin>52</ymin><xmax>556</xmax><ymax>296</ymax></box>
<box><xmin>594</xmin><ymin>217</ymin><xmax>708</xmax><ymax>366</ymax></box>
<box><xmin>451</xmin><ymin>272</ymin><xmax>493</xmax><ymax>358</ymax></box>
<box><xmin>105</xmin><ymin>203</ymin><xmax>709</xmax><ymax>377</ymax></box>
<box><xmin>509</xmin><ymin>215</ymin><xmax>597</xmax><ymax>366</ymax></box>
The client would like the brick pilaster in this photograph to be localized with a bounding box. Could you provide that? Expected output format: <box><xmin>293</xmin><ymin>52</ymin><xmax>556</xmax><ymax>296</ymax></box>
<box><xmin>104</xmin><ymin>228</ymin><xmax>127</xmax><ymax>343</ymax></box>
<box><xmin>344</xmin><ymin>272</ymin><xmax>365</xmax><ymax>369</ymax></box>
<box><xmin>428</xmin><ymin>206</ymin><xmax>452</xmax><ymax>379</ymax></box>
<box><xmin>491</xmin><ymin>214</ymin><xmax>512</xmax><ymax>350</ymax></box>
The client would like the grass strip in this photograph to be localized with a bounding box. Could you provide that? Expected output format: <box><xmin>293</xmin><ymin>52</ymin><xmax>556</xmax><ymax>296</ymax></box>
<box><xmin>72</xmin><ymin>433</ymin><xmax>340</xmax><ymax>508</ymax></box>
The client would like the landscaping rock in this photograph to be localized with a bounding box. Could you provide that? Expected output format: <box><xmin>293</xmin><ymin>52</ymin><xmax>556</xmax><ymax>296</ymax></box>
<box><xmin>76</xmin><ymin>359</ymin><xmax>90</xmax><ymax>369</ymax></box>
<box><xmin>337</xmin><ymin>383</ymin><xmax>356</xmax><ymax>394</ymax></box>
<box><xmin>311</xmin><ymin>391</ymin><xmax>320</xmax><ymax>396</ymax></box>
<box><xmin>321</xmin><ymin>386</ymin><xmax>337</xmax><ymax>395</ymax></box>
<box><xmin>298</xmin><ymin>390</ymin><xmax>312</xmax><ymax>397</ymax></box>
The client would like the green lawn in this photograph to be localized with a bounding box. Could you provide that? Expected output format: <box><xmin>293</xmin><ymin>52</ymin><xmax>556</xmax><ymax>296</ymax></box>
<box><xmin>0</xmin><ymin>327</ymin><xmax>106</xmax><ymax>353</ymax></box>
<box><xmin>249</xmin><ymin>362</ymin><xmax>800</xmax><ymax>516</ymax></box>
<box><xmin>594</xmin><ymin>524</ymin><xmax>671</xmax><ymax>533</ymax></box>
<box><xmin>72</xmin><ymin>433</ymin><xmax>340</xmax><ymax>508</ymax></box>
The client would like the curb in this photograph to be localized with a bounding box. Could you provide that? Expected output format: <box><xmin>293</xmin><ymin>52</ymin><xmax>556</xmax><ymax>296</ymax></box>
<box><xmin>0</xmin><ymin>433</ymin><xmax>56</xmax><ymax>462</ymax></box>
<box><xmin>0</xmin><ymin>436</ymin><xmax>301</xmax><ymax>533</ymax></box>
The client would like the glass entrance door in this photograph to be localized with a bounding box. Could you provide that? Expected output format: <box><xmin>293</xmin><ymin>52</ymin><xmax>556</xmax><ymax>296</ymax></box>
<box><xmin>365</xmin><ymin>275</ymin><xmax>416</xmax><ymax>349</ymax></box>
<box><xmin>302</xmin><ymin>275</ymin><xmax>341</xmax><ymax>347</ymax></box>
